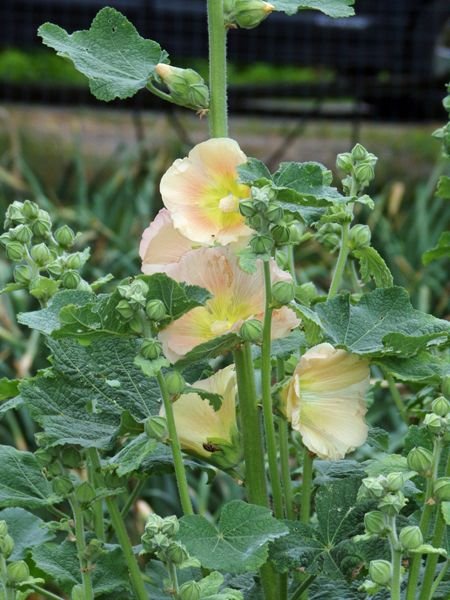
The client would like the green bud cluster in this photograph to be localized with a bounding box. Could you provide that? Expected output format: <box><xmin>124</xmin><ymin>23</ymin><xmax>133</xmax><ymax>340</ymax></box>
<box><xmin>6</xmin><ymin>561</ymin><xmax>30</xmax><ymax>585</ymax></box>
<box><xmin>165</xmin><ymin>371</ymin><xmax>186</xmax><ymax>396</ymax></box>
<box><xmin>358</xmin><ymin>473</ymin><xmax>409</xmax><ymax>515</ymax></box>
<box><xmin>141</xmin><ymin>513</ymin><xmax>189</xmax><ymax>565</ymax></box>
<box><xmin>155</xmin><ymin>63</ymin><xmax>209</xmax><ymax>112</ymax></box>
<box><xmin>348</xmin><ymin>224</ymin><xmax>371</xmax><ymax>250</ymax></box>
<box><xmin>336</xmin><ymin>143</ymin><xmax>378</xmax><ymax>193</ymax></box>
<box><xmin>224</xmin><ymin>0</ymin><xmax>274</xmax><ymax>29</ymax></box>
<box><xmin>315</xmin><ymin>222</ymin><xmax>341</xmax><ymax>251</ymax></box>
<box><xmin>0</xmin><ymin>521</ymin><xmax>14</xmax><ymax>559</ymax></box>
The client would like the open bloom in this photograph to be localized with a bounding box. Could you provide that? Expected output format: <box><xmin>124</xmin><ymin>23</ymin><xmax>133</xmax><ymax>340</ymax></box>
<box><xmin>160</xmin><ymin>138</ymin><xmax>252</xmax><ymax>245</ymax></box>
<box><xmin>159</xmin><ymin>245</ymin><xmax>300</xmax><ymax>362</ymax></box>
<box><xmin>139</xmin><ymin>208</ymin><xmax>200</xmax><ymax>276</ymax></box>
<box><xmin>283</xmin><ymin>343</ymin><xmax>370</xmax><ymax>460</ymax></box>
<box><xmin>161</xmin><ymin>365</ymin><xmax>241</xmax><ymax>469</ymax></box>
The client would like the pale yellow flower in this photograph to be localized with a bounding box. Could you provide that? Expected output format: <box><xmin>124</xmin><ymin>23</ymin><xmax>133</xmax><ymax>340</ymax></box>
<box><xmin>160</xmin><ymin>138</ymin><xmax>252</xmax><ymax>244</ymax></box>
<box><xmin>161</xmin><ymin>365</ymin><xmax>241</xmax><ymax>468</ymax></box>
<box><xmin>158</xmin><ymin>245</ymin><xmax>300</xmax><ymax>362</ymax></box>
<box><xmin>283</xmin><ymin>343</ymin><xmax>370</xmax><ymax>460</ymax></box>
<box><xmin>139</xmin><ymin>208</ymin><xmax>199</xmax><ymax>276</ymax></box>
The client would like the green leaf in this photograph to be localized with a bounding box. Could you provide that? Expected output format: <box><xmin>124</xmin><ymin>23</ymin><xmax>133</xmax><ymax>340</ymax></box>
<box><xmin>0</xmin><ymin>508</ymin><xmax>55</xmax><ymax>560</ymax></box>
<box><xmin>237</xmin><ymin>159</ymin><xmax>272</xmax><ymax>186</ymax></box>
<box><xmin>38</xmin><ymin>7</ymin><xmax>165</xmax><ymax>101</ymax></box>
<box><xmin>272</xmin><ymin>0</ymin><xmax>355</xmax><ymax>18</ymax></box>
<box><xmin>175</xmin><ymin>334</ymin><xmax>240</xmax><ymax>369</ymax></box>
<box><xmin>0</xmin><ymin>445</ymin><xmax>61</xmax><ymax>509</ymax></box>
<box><xmin>422</xmin><ymin>232</ymin><xmax>450</xmax><ymax>265</ymax></box>
<box><xmin>313</xmin><ymin>460</ymin><xmax>365</xmax><ymax>485</ymax></box>
<box><xmin>0</xmin><ymin>378</ymin><xmax>20</xmax><ymax>401</ymax></box>
<box><xmin>316</xmin><ymin>287</ymin><xmax>450</xmax><ymax>357</ymax></box>
<box><xmin>269</xmin><ymin>521</ymin><xmax>323</xmax><ymax>574</ymax></box>
<box><xmin>436</xmin><ymin>175</ymin><xmax>450</xmax><ymax>199</ymax></box>
<box><xmin>364</xmin><ymin>454</ymin><xmax>414</xmax><ymax>477</ymax></box>
<box><xmin>0</xmin><ymin>396</ymin><xmax>24</xmax><ymax>419</ymax></box>
<box><xmin>184</xmin><ymin>386</ymin><xmax>223</xmax><ymax>411</ymax></box>
<box><xmin>252</xmin><ymin>329</ymin><xmax>306</xmax><ymax>360</ymax></box>
<box><xmin>178</xmin><ymin>500</ymin><xmax>288</xmax><ymax>573</ymax></box>
<box><xmin>134</xmin><ymin>354</ymin><xmax>170</xmax><ymax>377</ymax></box>
<box><xmin>20</xmin><ymin>337</ymin><xmax>161</xmax><ymax>449</ymax></box>
<box><xmin>441</xmin><ymin>502</ymin><xmax>450</xmax><ymax>526</ymax></box>
<box><xmin>18</xmin><ymin>290</ymin><xmax>93</xmax><ymax>335</ymax></box>
<box><xmin>375</xmin><ymin>352</ymin><xmax>450</xmax><ymax>384</ymax></box>
<box><xmin>353</xmin><ymin>247</ymin><xmax>394</xmax><ymax>288</ymax></box>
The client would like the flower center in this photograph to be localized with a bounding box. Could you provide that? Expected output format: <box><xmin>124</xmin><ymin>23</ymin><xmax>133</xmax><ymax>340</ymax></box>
<box><xmin>210</xmin><ymin>319</ymin><xmax>231</xmax><ymax>336</ymax></box>
<box><xmin>218</xmin><ymin>194</ymin><xmax>239</xmax><ymax>213</ymax></box>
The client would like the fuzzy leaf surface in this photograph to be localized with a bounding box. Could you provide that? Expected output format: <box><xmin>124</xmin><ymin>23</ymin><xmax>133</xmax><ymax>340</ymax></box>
<box><xmin>18</xmin><ymin>290</ymin><xmax>93</xmax><ymax>334</ymax></box>
<box><xmin>272</xmin><ymin>1</ymin><xmax>355</xmax><ymax>18</ymax></box>
<box><xmin>353</xmin><ymin>246</ymin><xmax>394</xmax><ymax>288</ymax></box>
<box><xmin>0</xmin><ymin>508</ymin><xmax>55</xmax><ymax>560</ymax></box>
<box><xmin>422</xmin><ymin>231</ymin><xmax>450</xmax><ymax>265</ymax></box>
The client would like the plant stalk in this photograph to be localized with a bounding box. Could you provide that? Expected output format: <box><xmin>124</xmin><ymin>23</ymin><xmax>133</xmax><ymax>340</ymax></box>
<box><xmin>70</xmin><ymin>497</ymin><xmax>94</xmax><ymax>600</ymax></box>
<box><xmin>300</xmin><ymin>451</ymin><xmax>314</xmax><ymax>524</ymax></box>
<box><xmin>277</xmin><ymin>358</ymin><xmax>294</xmax><ymax>520</ymax></box>
<box><xmin>388</xmin><ymin>517</ymin><xmax>402</xmax><ymax>600</ymax></box>
<box><xmin>328</xmin><ymin>221</ymin><xmax>350</xmax><ymax>299</ymax></box>
<box><xmin>207</xmin><ymin>0</ymin><xmax>228</xmax><ymax>137</ymax></box>
<box><xmin>87</xmin><ymin>448</ymin><xmax>106</xmax><ymax>541</ymax></box>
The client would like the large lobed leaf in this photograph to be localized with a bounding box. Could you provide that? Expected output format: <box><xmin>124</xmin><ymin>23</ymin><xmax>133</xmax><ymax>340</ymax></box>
<box><xmin>38</xmin><ymin>7</ymin><xmax>165</xmax><ymax>101</ymax></box>
<box><xmin>0</xmin><ymin>508</ymin><xmax>55</xmax><ymax>560</ymax></box>
<box><xmin>273</xmin><ymin>1</ymin><xmax>355</xmax><ymax>18</ymax></box>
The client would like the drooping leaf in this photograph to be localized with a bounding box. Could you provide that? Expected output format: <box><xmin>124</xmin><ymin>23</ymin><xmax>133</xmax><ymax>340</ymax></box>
<box><xmin>0</xmin><ymin>396</ymin><xmax>24</xmax><ymax>419</ymax></box>
<box><xmin>436</xmin><ymin>175</ymin><xmax>450</xmax><ymax>199</ymax></box>
<box><xmin>252</xmin><ymin>329</ymin><xmax>306</xmax><ymax>360</ymax></box>
<box><xmin>178</xmin><ymin>500</ymin><xmax>288</xmax><ymax>573</ymax></box>
<box><xmin>375</xmin><ymin>352</ymin><xmax>450</xmax><ymax>384</ymax></box>
<box><xmin>0</xmin><ymin>508</ymin><xmax>55</xmax><ymax>560</ymax></box>
<box><xmin>20</xmin><ymin>337</ymin><xmax>161</xmax><ymax>449</ymax></box>
<box><xmin>0</xmin><ymin>378</ymin><xmax>20</xmax><ymax>401</ymax></box>
<box><xmin>272</xmin><ymin>1</ymin><xmax>355</xmax><ymax>18</ymax></box>
<box><xmin>237</xmin><ymin>159</ymin><xmax>272</xmax><ymax>186</ymax></box>
<box><xmin>353</xmin><ymin>247</ymin><xmax>394</xmax><ymax>288</ymax></box>
<box><xmin>313</xmin><ymin>460</ymin><xmax>365</xmax><ymax>485</ymax></box>
<box><xmin>364</xmin><ymin>454</ymin><xmax>414</xmax><ymax>477</ymax></box>
<box><xmin>38</xmin><ymin>7</ymin><xmax>165</xmax><ymax>101</ymax></box>
<box><xmin>175</xmin><ymin>334</ymin><xmax>240</xmax><ymax>369</ymax></box>
<box><xmin>422</xmin><ymin>231</ymin><xmax>450</xmax><ymax>265</ymax></box>
<box><xmin>316</xmin><ymin>287</ymin><xmax>450</xmax><ymax>357</ymax></box>
<box><xmin>0</xmin><ymin>445</ymin><xmax>61</xmax><ymax>509</ymax></box>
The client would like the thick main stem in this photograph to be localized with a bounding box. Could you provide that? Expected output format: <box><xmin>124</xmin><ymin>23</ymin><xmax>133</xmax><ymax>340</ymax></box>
<box><xmin>70</xmin><ymin>498</ymin><xmax>94</xmax><ymax>600</ymax></box>
<box><xmin>261</xmin><ymin>260</ymin><xmax>284</xmax><ymax>518</ymax></box>
<box><xmin>207</xmin><ymin>0</ymin><xmax>228</xmax><ymax>137</ymax></box>
<box><xmin>328</xmin><ymin>221</ymin><xmax>350</xmax><ymax>299</ymax></box>
<box><xmin>300</xmin><ymin>451</ymin><xmax>314</xmax><ymax>524</ymax></box>
<box><xmin>87</xmin><ymin>448</ymin><xmax>106</xmax><ymax>541</ymax></box>
<box><xmin>388</xmin><ymin>518</ymin><xmax>402</xmax><ymax>600</ymax></box>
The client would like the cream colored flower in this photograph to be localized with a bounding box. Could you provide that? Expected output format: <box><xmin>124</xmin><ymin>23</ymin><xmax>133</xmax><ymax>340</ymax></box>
<box><xmin>283</xmin><ymin>343</ymin><xmax>370</xmax><ymax>460</ymax></box>
<box><xmin>160</xmin><ymin>138</ymin><xmax>252</xmax><ymax>244</ymax></box>
<box><xmin>158</xmin><ymin>245</ymin><xmax>300</xmax><ymax>362</ymax></box>
<box><xmin>161</xmin><ymin>365</ymin><xmax>241</xmax><ymax>468</ymax></box>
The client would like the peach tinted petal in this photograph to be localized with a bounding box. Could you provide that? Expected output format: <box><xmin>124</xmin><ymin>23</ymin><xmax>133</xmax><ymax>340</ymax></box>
<box><xmin>158</xmin><ymin>306</ymin><xmax>214</xmax><ymax>363</ymax></box>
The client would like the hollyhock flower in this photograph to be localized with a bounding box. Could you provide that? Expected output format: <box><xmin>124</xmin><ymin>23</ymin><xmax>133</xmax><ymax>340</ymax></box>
<box><xmin>158</xmin><ymin>245</ymin><xmax>300</xmax><ymax>362</ymax></box>
<box><xmin>161</xmin><ymin>365</ymin><xmax>241</xmax><ymax>469</ymax></box>
<box><xmin>139</xmin><ymin>208</ymin><xmax>199</xmax><ymax>276</ymax></box>
<box><xmin>160</xmin><ymin>138</ymin><xmax>253</xmax><ymax>245</ymax></box>
<box><xmin>283</xmin><ymin>343</ymin><xmax>370</xmax><ymax>460</ymax></box>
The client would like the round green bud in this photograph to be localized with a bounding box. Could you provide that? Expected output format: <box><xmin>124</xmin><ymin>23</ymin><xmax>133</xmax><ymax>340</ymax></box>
<box><xmin>399</xmin><ymin>526</ymin><xmax>423</xmax><ymax>550</ymax></box>
<box><xmin>288</xmin><ymin>222</ymin><xmax>304</xmax><ymax>244</ymax></box>
<box><xmin>61</xmin><ymin>270</ymin><xmax>81</xmax><ymax>290</ymax></box>
<box><xmin>359</xmin><ymin>579</ymin><xmax>379</xmax><ymax>594</ymax></box>
<box><xmin>129</xmin><ymin>317</ymin><xmax>144</xmax><ymax>335</ymax></box>
<box><xmin>4</xmin><ymin>201</ymin><xmax>26</xmax><ymax>227</ymax></box>
<box><xmin>75</xmin><ymin>481</ymin><xmax>96</xmax><ymax>505</ymax></box>
<box><xmin>145</xmin><ymin>299</ymin><xmax>167</xmax><ymax>321</ymax></box>
<box><xmin>52</xmin><ymin>476</ymin><xmax>74</xmax><ymax>497</ymax></box>
<box><xmin>32</xmin><ymin>211</ymin><xmax>52</xmax><ymax>238</ymax></box>
<box><xmin>423</xmin><ymin>412</ymin><xmax>446</xmax><ymax>435</ymax></box>
<box><xmin>407</xmin><ymin>447</ymin><xmax>433</xmax><ymax>475</ymax></box>
<box><xmin>431</xmin><ymin>396</ymin><xmax>450</xmax><ymax>417</ymax></box>
<box><xmin>11</xmin><ymin>224</ymin><xmax>33</xmax><ymax>244</ymax></box>
<box><xmin>65</xmin><ymin>252</ymin><xmax>84</xmax><ymax>270</ymax></box>
<box><xmin>360</xmin><ymin>477</ymin><xmax>386</xmax><ymax>499</ymax></box>
<box><xmin>336</xmin><ymin>152</ymin><xmax>353</xmax><ymax>173</ymax></box>
<box><xmin>349</xmin><ymin>224</ymin><xmax>371</xmax><ymax>250</ymax></box>
<box><xmin>434</xmin><ymin>477</ymin><xmax>450</xmax><ymax>501</ymax></box>
<box><xmin>369</xmin><ymin>560</ymin><xmax>392</xmax><ymax>586</ymax></box>
<box><xmin>6</xmin><ymin>242</ymin><xmax>25</xmax><ymax>262</ymax></box>
<box><xmin>250</xmin><ymin>234</ymin><xmax>273</xmax><ymax>255</ymax></box>
<box><xmin>385</xmin><ymin>472</ymin><xmax>406</xmax><ymax>492</ymax></box>
<box><xmin>239</xmin><ymin>200</ymin><xmax>257</xmax><ymax>218</ymax></box>
<box><xmin>272</xmin><ymin>280</ymin><xmax>295</xmax><ymax>306</ymax></box>
<box><xmin>351</xmin><ymin>143</ymin><xmax>369</xmax><ymax>163</ymax></box>
<box><xmin>364</xmin><ymin>511</ymin><xmax>387</xmax><ymax>536</ymax></box>
<box><xmin>13</xmin><ymin>264</ymin><xmax>32</xmax><ymax>285</ymax></box>
<box><xmin>54</xmin><ymin>225</ymin><xmax>75</xmax><ymax>248</ymax></box>
<box><xmin>31</xmin><ymin>243</ymin><xmax>52</xmax><ymax>266</ymax></box>
<box><xmin>160</xmin><ymin>515</ymin><xmax>180</xmax><ymax>537</ymax></box>
<box><xmin>155</xmin><ymin>64</ymin><xmax>209</xmax><ymax>111</ymax></box>
<box><xmin>60</xmin><ymin>447</ymin><xmax>83</xmax><ymax>469</ymax></box>
<box><xmin>72</xmin><ymin>584</ymin><xmax>85</xmax><ymax>600</ymax></box>
<box><xmin>239</xmin><ymin>319</ymin><xmax>263</xmax><ymax>343</ymax></box>
<box><xmin>266</xmin><ymin>204</ymin><xmax>284</xmax><ymax>223</ymax></box>
<box><xmin>270</xmin><ymin>223</ymin><xmax>291</xmax><ymax>245</ymax></box>
<box><xmin>116</xmin><ymin>299</ymin><xmax>134</xmax><ymax>320</ymax></box>
<box><xmin>145</xmin><ymin>416</ymin><xmax>168</xmax><ymax>441</ymax></box>
<box><xmin>0</xmin><ymin>534</ymin><xmax>14</xmax><ymax>558</ymax></box>
<box><xmin>144</xmin><ymin>513</ymin><xmax>164</xmax><ymax>537</ymax></box>
<box><xmin>7</xmin><ymin>560</ymin><xmax>30</xmax><ymax>584</ymax></box>
<box><xmin>354</xmin><ymin>163</ymin><xmax>375</xmax><ymax>186</ymax></box>
<box><xmin>442</xmin><ymin>376</ymin><xmax>450</xmax><ymax>399</ymax></box>
<box><xmin>22</xmin><ymin>200</ymin><xmax>39</xmax><ymax>220</ymax></box>
<box><xmin>166</xmin><ymin>542</ymin><xmax>189</xmax><ymax>565</ymax></box>
<box><xmin>248</xmin><ymin>214</ymin><xmax>264</xmax><ymax>230</ymax></box>
<box><xmin>46</xmin><ymin>260</ymin><xmax>64</xmax><ymax>277</ymax></box>
<box><xmin>378</xmin><ymin>491</ymin><xmax>407</xmax><ymax>516</ymax></box>
<box><xmin>179</xmin><ymin>581</ymin><xmax>201</xmax><ymax>600</ymax></box>
<box><xmin>0</xmin><ymin>521</ymin><xmax>8</xmax><ymax>538</ymax></box>
<box><xmin>165</xmin><ymin>371</ymin><xmax>186</xmax><ymax>396</ymax></box>
<box><xmin>141</xmin><ymin>338</ymin><xmax>162</xmax><ymax>360</ymax></box>
<box><xmin>232</xmin><ymin>0</ymin><xmax>274</xmax><ymax>29</ymax></box>
<box><xmin>34</xmin><ymin>448</ymin><xmax>54</xmax><ymax>467</ymax></box>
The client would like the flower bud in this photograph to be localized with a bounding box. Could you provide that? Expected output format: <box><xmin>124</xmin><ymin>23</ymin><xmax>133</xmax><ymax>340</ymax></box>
<box><xmin>239</xmin><ymin>319</ymin><xmax>263</xmax><ymax>343</ymax></box>
<box><xmin>442</xmin><ymin>376</ymin><xmax>450</xmax><ymax>399</ymax></box>
<box><xmin>32</xmin><ymin>211</ymin><xmax>52</xmax><ymax>238</ymax></box>
<box><xmin>116</xmin><ymin>299</ymin><xmax>134</xmax><ymax>320</ymax></box>
<box><xmin>141</xmin><ymin>338</ymin><xmax>162</xmax><ymax>360</ymax></box>
<box><xmin>6</xmin><ymin>242</ymin><xmax>25</xmax><ymax>262</ymax></box>
<box><xmin>13</xmin><ymin>265</ymin><xmax>32</xmax><ymax>284</ymax></box>
<box><xmin>47</xmin><ymin>260</ymin><xmax>63</xmax><ymax>277</ymax></box>
<box><xmin>250</xmin><ymin>234</ymin><xmax>273</xmax><ymax>255</ymax></box>
<box><xmin>179</xmin><ymin>581</ymin><xmax>201</xmax><ymax>600</ymax></box>
<box><xmin>385</xmin><ymin>472</ymin><xmax>406</xmax><ymax>492</ymax></box>
<box><xmin>129</xmin><ymin>317</ymin><xmax>144</xmax><ymax>335</ymax></box>
<box><xmin>7</xmin><ymin>560</ymin><xmax>30</xmax><ymax>584</ymax></box>
<box><xmin>61</xmin><ymin>447</ymin><xmax>83</xmax><ymax>469</ymax></box>
<box><xmin>423</xmin><ymin>412</ymin><xmax>447</xmax><ymax>435</ymax></box>
<box><xmin>75</xmin><ymin>481</ymin><xmax>96</xmax><ymax>505</ymax></box>
<box><xmin>65</xmin><ymin>252</ymin><xmax>84</xmax><ymax>270</ymax></box>
<box><xmin>231</xmin><ymin>0</ymin><xmax>274</xmax><ymax>29</ymax></box>
<box><xmin>354</xmin><ymin>162</ymin><xmax>375</xmax><ymax>186</ymax></box>
<box><xmin>72</xmin><ymin>584</ymin><xmax>85</xmax><ymax>600</ymax></box>
<box><xmin>61</xmin><ymin>270</ymin><xmax>81</xmax><ymax>290</ymax></box>
<box><xmin>145</xmin><ymin>416</ymin><xmax>168</xmax><ymax>441</ymax></box>
<box><xmin>160</xmin><ymin>515</ymin><xmax>180</xmax><ymax>537</ymax></box>
<box><xmin>407</xmin><ymin>447</ymin><xmax>433</xmax><ymax>474</ymax></box>
<box><xmin>359</xmin><ymin>477</ymin><xmax>386</xmax><ymax>499</ymax></box>
<box><xmin>22</xmin><ymin>200</ymin><xmax>39</xmax><ymax>220</ymax></box>
<box><xmin>434</xmin><ymin>477</ymin><xmax>450</xmax><ymax>501</ymax></box>
<box><xmin>349</xmin><ymin>224</ymin><xmax>371</xmax><ymax>250</ymax></box>
<box><xmin>369</xmin><ymin>560</ymin><xmax>392</xmax><ymax>586</ymax></box>
<box><xmin>0</xmin><ymin>534</ymin><xmax>14</xmax><ymax>558</ymax></box>
<box><xmin>155</xmin><ymin>63</ymin><xmax>209</xmax><ymax>111</ymax></box>
<box><xmin>399</xmin><ymin>526</ymin><xmax>423</xmax><ymax>550</ymax></box>
<box><xmin>166</xmin><ymin>542</ymin><xmax>189</xmax><ymax>565</ymax></box>
<box><xmin>248</xmin><ymin>214</ymin><xmax>264</xmax><ymax>230</ymax></box>
<box><xmin>0</xmin><ymin>522</ymin><xmax>8</xmax><ymax>538</ymax></box>
<box><xmin>288</xmin><ymin>222</ymin><xmax>304</xmax><ymax>244</ymax></box>
<box><xmin>351</xmin><ymin>143</ymin><xmax>369</xmax><ymax>162</ymax></box>
<box><xmin>54</xmin><ymin>225</ymin><xmax>75</xmax><ymax>248</ymax></box>
<box><xmin>364</xmin><ymin>511</ymin><xmax>387</xmax><ymax>536</ymax></box>
<box><xmin>144</xmin><ymin>513</ymin><xmax>164</xmax><ymax>537</ymax></box>
<box><xmin>266</xmin><ymin>204</ymin><xmax>284</xmax><ymax>223</ymax></box>
<box><xmin>336</xmin><ymin>152</ymin><xmax>353</xmax><ymax>173</ymax></box>
<box><xmin>270</xmin><ymin>223</ymin><xmax>290</xmax><ymax>245</ymax></box>
<box><xmin>272</xmin><ymin>280</ymin><xmax>295</xmax><ymax>306</ymax></box>
<box><xmin>359</xmin><ymin>579</ymin><xmax>379</xmax><ymax>594</ymax></box>
<box><xmin>378</xmin><ymin>491</ymin><xmax>407</xmax><ymax>516</ymax></box>
<box><xmin>52</xmin><ymin>476</ymin><xmax>74</xmax><ymax>497</ymax></box>
<box><xmin>431</xmin><ymin>396</ymin><xmax>450</xmax><ymax>417</ymax></box>
<box><xmin>165</xmin><ymin>371</ymin><xmax>186</xmax><ymax>396</ymax></box>
<box><xmin>146</xmin><ymin>299</ymin><xmax>167</xmax><ymax>321</ymax></box>
<box><xmin>4</xmin><ymin>201</ymin><xmax>26</xmax><ymax>227</ymax></box>
<box><xmin>31</xmin><ymin>243</ymin><xmax>52</xmax><ymax>266</ymax></box>
<box><xmin>11</xmin><ymin>224</ymin><xmax>33</xmax><ymax>244</ymax></box>
<box><xmin>239</xmin><ymin>200</ymin><xmax>257</xmax><ymax>218</ymax></box>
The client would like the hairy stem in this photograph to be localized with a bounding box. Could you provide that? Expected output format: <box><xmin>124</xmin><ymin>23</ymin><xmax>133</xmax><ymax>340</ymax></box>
<box><xmin>70</xmin><ymin>498</ymin><xmax>94</xmax><ymax>600</ymax></box>
<box><xmin>277</xmin><ymin>358</ymin><xmax>294</xmax><ymax>520</ymax></box>
<box><xmin>388</xmin><ymin>517</ymin><xmax>402</xmax><ymax>600</ymax></box>
<box><xmin>300</xmin><ymin>451</ymin><xmax>314</xmax><ymax>524</ymax></box>
<box><xmin>87</xmin><ymin>448</ymin><xmax>106</xmax><ymax>541</ymax></box>
<box><xmin>328</xmin><ymin>221</ymin><xmax>350</xmax><ymax>299</ymax></box>
<box><xmin>207</xmin><ymin>0</ymin><xmax>228</xmax><ymax>137</ymax></box>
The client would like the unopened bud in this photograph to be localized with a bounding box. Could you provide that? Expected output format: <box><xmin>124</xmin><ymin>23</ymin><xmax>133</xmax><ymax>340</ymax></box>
<box><xmin>369</xmin><ymin>560</ymin><xmax>392</xmax><ymax>586</ymax></box>
<box><xmin>0</xmin><ymin>522</ymin><xmax>8</xmax><ymax>538</ymax></box>
<box><xmin>270</xmin><ymin>223</ymin><xmax>290</xmax><ymax>245</ymax></box>
<box><xmin>146</xmin><ymin>299</ymin><xmax>167</xmax><ymax>321</ymax></box>
<box><xmin>145</xmin><ymin>416</ymin><xmax>168</xmax><ymax>441</ymax></box>
<box><xmin>141</xmin><ymin>338</ymin><xmax>162</xmax><ymax>360</ymax></box>
<box><xmin>399</xmin><ymin>526</ymin><xmax>423</xmax><ymax>550</ymax></box>
<box><xmin>129</xmin><ymin>317</ymin><xmax>144</xmax><ymax>334</ymax></box>
<box><xmin>166</xmin><ymin>542</ymin><xmax>189</xmax><ymax>565</ymax></box>
<box><xmin>288</xmin><ymin>222</ymin><xmax>303</xmax><ymax>244</ymax></box>
<box><xmin>22</xmin><ymin>200</ymin><xmax>39</xmax><ymax>220</ymax></box>
<box><xmin>385</xmin><ymin>472</ymin><xmax>406</xmax><ymax>492</ymax></box>
<box><xmin>52</xmin><ymin>476</ymin><xmax>74</xmax><ymax>497</ymax></box>
<box><xmin>0</xmin><ymin>534</ymin><xmax>14</xmax><ymax>558</ymax></box>
<box><xmin>13</xmin><ymin>265</ymin><xmax>32</xmax><ymax>284</ymax></box>
<box><xmin>72</xmin><ymin>584</ymin><xmax>85</xmax><ymax>600</ymax></box>
<box><xmin>378</xmin><ymin>491</ymin><xmax>407</xmax><ymax>516</ymax></box>
<box><xmin>229</xmin><ymin>0</ymin><xmax>274</xmax><ymax>29</ymax></box>
<box><xmin>155</xmin><ymin>63</ymin><xmax>209</xmax><ymax>111</ymax></box>
<box><xmin>250</xmin><ymin>234</ymin><xmax>273</xmax><ymax>255</ymax></box>
<box><xmin>364</xmin><ymin>511</ymin><xmax>387</xmax><ymax>536</ymax></box>
<box><xmin>47</xmin><ymin>260</ymin><xmax>63</xmax><ymax>276</ymax></box>
<box><xmin>431</xmin><ymin>396</ymin><xmax>450</xmax><ymax>417</ymax></box>
<box><xmin>359</xmin><ymin>477</ymin><xmax>386</xmax><ymax>499</ymax></box>
<box><xmin>144</xmin><ymin>513</ymin><xmax>164</xmax><ymax>537</ymax></box>
<box><xmin>239</xmin><ymin>319</ymin><xmax>263</xmax><ymax>343</ymax></box>
<box><xmin>336</xmin><ymin>152</ymin><xmax>353</xmax><ymax>173</ymax></box>
<box><xmin>179</xmin><ymin>581</ymin><xmax>201</xmax><ymax>600</ymax></box>
<box><xmin>165</xmin><ymin>371</ymin><xmax>186</xmax><ymax>396</ymax></box>
<box><xmin>407</xmin><ymin>447</ymin><xmax>433</xmax><ymax>475</ymax></box>
<box><xmin>31</xmin><ymin>243</ymin><xmax>52</xmax><ymax>266</ymax></box>
<box><xmin>351</xmin><ymin>143</ymin><xmax>369</xmax><ymax>162</ymax></box>
<box><xmin>116</xmin><ymin>299</ymin><xmax>134</xmax><ymax>320</ymax></box>
<box><xmin>160</xmin><ymin>515</ymin><xmax>180</xmax><ymax>537</ymax></box>
<box><xmin>11</xmin><ymin>224</ymin><xmax>33</xmax><ymax>244</ymax></box>
<box><xmin>6</xmin><ymin>242</ymin><xmax>25</xmax><ymax>261</ymax></box>
<box><xmin>61</xmin><ymin>447</ymin><xmax>83</xmax><ymax>469</ymax></box>
<box><xmin>272</xmin><ymin>280</ymin><xmax>295</xmax><ymax>305</ymax></box>
<box><xmin>423</xmin><ymin>412</ymin><xmax>447</xmax><ymax>435</ymax></box>
<box><xmin>75</xmin><ymin>481</ymin><xmax>96</xmax><ymax>505</ymax></box>
<box><xmin>32</xmin><ymin>211</ymin><xmax>52</xmax><ymax>237</ymax></box>
<box><xmin>7</xmin><ymin>560</ymin><xmax>30</xmax><ymax>584</ymax></box>
<box><xmin>354</xmin><ymin>162</ymin><xmax>375</xmax><ymax>186</ymax></box>
<box><xmin>349</xmin><ymin>224</ymin><xmax>371</xmax><ymax>250</ymax></box>
<box><xmin>54</xmin><ymin>225</ymin><xmax>75</xmax><ymax>248</ymax></box>
<box><xmin>65</xmin><ymin>252</ymin><xmax>84</xmax><ymax>270</ymax></box>
<box><xmin>434</xmin><ymin>477</ymin><xmax>450</xmax><ymax>501</ymax></box>
<box><xmin>239</xmin><ymin>199</ymin><xmax>257</xmax><ymax>218</ymax></box>
<box><xmin>4</xmin><ymin>201</ymin><xmax>26</xmax><ymax>227</ymax></box>
<box><xmin>266</xmin><ymin>204</ymin><xmax>284</xmax><ymax>223</ymax></box>
<box><xmin>61</xmin><ymin>270</ymin><xmax>81</xmax><ymax>290</ymax></box>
